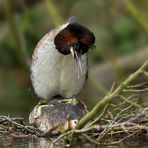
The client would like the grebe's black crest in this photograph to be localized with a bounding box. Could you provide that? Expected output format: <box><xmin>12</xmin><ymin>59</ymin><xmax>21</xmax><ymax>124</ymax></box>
<box><xmin>54</xmin><ymin>17</ymin><xmax>95</xmax><ymax>78</ymax></box>
<box><xmin>54</xmin><ymin>20</ymin><xmax>95</xmax><ymax>55</ymax></box>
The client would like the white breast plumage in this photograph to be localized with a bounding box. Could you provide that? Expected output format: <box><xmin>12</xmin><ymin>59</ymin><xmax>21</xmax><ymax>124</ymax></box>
<box><xmin>30</xmin><ymin>24</ymin><xmax>88</xmax><ymax>100</ymax></box>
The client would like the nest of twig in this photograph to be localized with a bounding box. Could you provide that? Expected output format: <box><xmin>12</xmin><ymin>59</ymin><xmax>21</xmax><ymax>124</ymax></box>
<box><xmin>0</xmin><ymin>59</ymin><xmax>148</xmax><ymax>146</ymax></box>
<box><xmin>0</xmin><ymin>116</ymin><xmax>41</xmax><ymax>138</ymax></box>
<box><xmin>50</xmin><ymin>106</ymin><xmax>148</xmax><ymax>146</ymax></box>
<box><xmin>0</xmin><ymin>105</ymin><xmax>147</xmax><ymax>148</ymax></box>
<box><xmin>0</xmin><ymin>106</ymin><xmax>147</xmax><ymax>146</ymax></box>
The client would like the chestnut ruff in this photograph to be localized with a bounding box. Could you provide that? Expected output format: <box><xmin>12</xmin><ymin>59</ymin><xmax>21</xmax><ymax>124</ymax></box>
<box><xmin>54</xmin><ymin>23</ymin><xmax>95</xmax><ymax>55</ymax></box>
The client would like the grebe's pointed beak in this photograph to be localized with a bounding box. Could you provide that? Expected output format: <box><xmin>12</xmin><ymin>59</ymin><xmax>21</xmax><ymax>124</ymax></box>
<box><xmin>70</xmin><ymin>47</ymin><xmax>82</xmax><ymax>79</ymax></box>
<box><xmin>70</xmin><ymin>47</ymin><xmax>75</xmax><ymax>58</ymax></box>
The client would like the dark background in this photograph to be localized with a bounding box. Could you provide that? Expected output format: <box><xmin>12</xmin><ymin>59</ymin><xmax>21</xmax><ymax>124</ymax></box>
<box><xmin>0</xmin><ymin>0</ymin><xmax>148</xmax><ymax>118</ymax></box>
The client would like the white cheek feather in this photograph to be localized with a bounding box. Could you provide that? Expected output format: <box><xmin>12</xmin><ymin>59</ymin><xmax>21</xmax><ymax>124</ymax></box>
<box><xmin>60</xmin><ymin>54</ymin><xmax>87</xmax><ymax>98</ymax></box>
<box><xmin>30</xmin><ymin>23</ymin><xmax>88</xmax><ymax>100</ymax></box>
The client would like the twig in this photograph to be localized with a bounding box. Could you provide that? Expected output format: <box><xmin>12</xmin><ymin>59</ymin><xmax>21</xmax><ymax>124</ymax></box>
<box><xmin>82</xmin><ymin>133</ymin><xmax>100</xmax><ymax>145</ymax></box>
<box><xmin>143</xmin><ymin>71</ymin><xmax>148</xmax><ymax>77</ymax></box>
<box><xmin>76</xmin><ymin>59</ymin><xmax>148</xmax><ymax>129</ymax></box>
<box><xmin>0</xmin><ymin>116</ymin><xmax>40</xmax><ymax>136</ymax></box>
<box><xmin>88</xmin><ymin>104</ymin><xmax>110</xmax><ymax>126</ymax></box>
<box><xmin>52</xmin><ymin>120</ymin><xmax>148</xmax><ymax>145</ymax></box>
<box><xmin>124</xmin><ymin>0</ymin><xmax>148</xmax><ymax>32</ymax></box>
<box><xmin>109</xmin><ymin>129</ymin><xmax>141</xmax><ymax>145</ymax></box>
<box><xmin>108</xmin><ymin>82</ymin><xmax>117</xmax><ymax>94</ymax></box>
<box><xmin>97</xmin><ymin>104</ymin><xmax>134</xmax><ymax>141</ymax></box>
<box><xmin>123</xmin><ymin>88</ymin><xmax>148</xmax><ymax>93</ymax></box>
<box><xmin>119</xmin><ymin>95</ymin><xmax>141</xmax><ymax>108</ymax></box>
<box><xmin>127</xmin><ymin>81</ymin><xmax>148</xmax><ymax>89</ymax></box>
<box><xmin>52</xmin><ymin>130</ymin><xmax>73</xmax><ymax>144</ymax></box>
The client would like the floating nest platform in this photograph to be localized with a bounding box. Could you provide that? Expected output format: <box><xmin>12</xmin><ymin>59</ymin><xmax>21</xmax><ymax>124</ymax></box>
<box><xmin>0</xmin><ymin>85</ymin><xmax>148</xmax><ymax>146</ymax></box>
<box><xmin>0</xmin><ymin>107</ymin><xmax>147</xmax><ymax>146</ymax></box>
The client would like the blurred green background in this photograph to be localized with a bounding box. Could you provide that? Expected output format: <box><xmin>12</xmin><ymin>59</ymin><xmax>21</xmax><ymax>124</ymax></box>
<box><xmin>0</xmin><ymin>0</ymin><xmax>148</xmax><ymax>118</ymax></box>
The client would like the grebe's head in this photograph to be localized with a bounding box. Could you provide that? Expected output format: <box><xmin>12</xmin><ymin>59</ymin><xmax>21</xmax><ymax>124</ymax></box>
<box><xmin>54</xmin><ymin>16</ymin><xmax>95</xmax><ymax>77</ymax></box>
